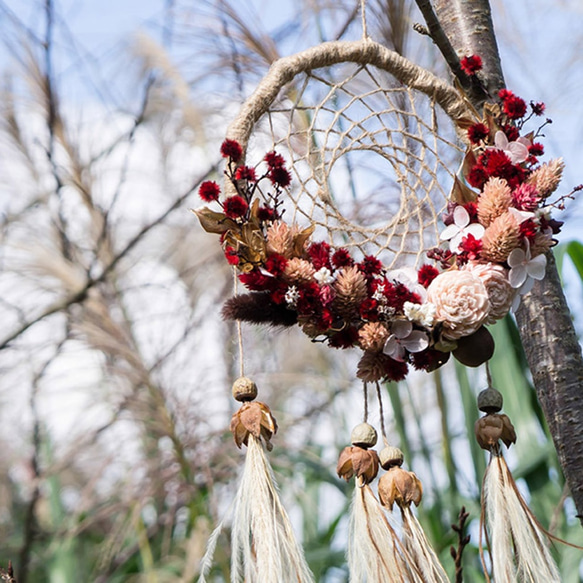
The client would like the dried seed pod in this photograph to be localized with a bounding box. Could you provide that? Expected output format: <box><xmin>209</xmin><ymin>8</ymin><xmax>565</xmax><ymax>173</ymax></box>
<box><xmin>378</xmin><ymin>466</ymin><xmax>423</xmax><ymax>509</ymax></box>
<box><xmin>337</xmin><ymin>445</ymin><xmax>380</xmax><ymax>484</ymax></box>
<box><xmin>477</xmin><ymin>387</ymin><xmax>503</xmax><ymax>413</ymax></box>
<box><xmin>475</xmin><ymin>413</ymin><xmax>516</xmax><ymax>450</ymax></box>
<box><xmin>351</xmin><ymin>423</ymin><xmax>377</xmax><ymax>448</ymax></box>
<box><xmin>379</xmin><ymin>446</ymin><xmax>404</xmax><ymax>470</ymax></box>
<box><xmin>230</xmin><ymin>401</ymin><xmax>278</xmax><ymax>451</ymax></box>
<box><xmin>232</xmin><ymin>376</ymin><xmax>258</xmax><ymax>402</ymax></box>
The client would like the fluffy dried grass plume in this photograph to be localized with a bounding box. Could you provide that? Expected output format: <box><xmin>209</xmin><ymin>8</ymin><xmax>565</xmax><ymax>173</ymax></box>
<box><xmin>478</xmin><ymin>177</ymin><xmax>512</xmax><ymax>227</ymax></box>
<box><xmin>266</xmin><ymin>221</ymin><xmax>294</xmax><ymax>258</ymax></box>
<box><xmin>527</xmin><ymin>158</ymin><xmax>565</xmax><ymax>198</ymax></box>
<box><xmin>480</xmin><ymin>211</ymin><xmax>521</xmax><ymax>262</ymax></box>
<box><xmin>462</xmin><ymin>261</ymin><xmax>515</xmax><ymax>324</ymax></box>
<box><xmin>284</xmin><ymin>258</ymin><xmax>316</xmax><ymax>283</ymax></box>
<box><xmin>333</xmin><ymin>266</ymin><xmax>367</xmax><ymax>316</ymax></box>
<box><xmin>426</xmin><ymin>270</ymin><xmax>490</xmax><ymax>340</ymax></box>
<box><xmin>359</xmin><ymin>322</ymin><xmax>390</xmax><ymax>352</ymax></box>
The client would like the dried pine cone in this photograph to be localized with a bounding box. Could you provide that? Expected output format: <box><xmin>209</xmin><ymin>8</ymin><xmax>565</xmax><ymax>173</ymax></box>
<box><xmin>333</xmin><ymin>266</ymin><xmax>367</xmax><ymax>317</ymax></box>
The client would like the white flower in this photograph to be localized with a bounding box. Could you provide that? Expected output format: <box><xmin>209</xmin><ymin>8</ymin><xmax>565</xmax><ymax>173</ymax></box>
<box><xmin>383</xmin><ymin>320</ymin><xmax>429</xmax><ymax>362</ymax></box>
<box><xmin>313</xmin><ymin>267</ymin><xmax>335</xmax><ymax>285</ymax></box>
<box><xmin>440</xmin><ymin>206</ymin><xmax>485</xmax><ymax>252</ymax></box>
<box><xmin>403</xmin><ymin>301</ymin><xmax>436</xmax><ymax>327</ymax></box>
<box><xmin>491</xmin><ymin>130</ymin><xmax>530</xmax><ymax>164</ymax></box>
<box><xmin>285</xmin><ymin>285</ymin><xmax>300</xmax><ymax>307</ymax></box>
<box><xmin>387</xmin><ymin>267</ymin><xmax>427</xmax><ymax>301</ymax></box>
<box><xmin>507</xmin><ymin>243</ymin><xmax>546</xmax><ymax>289</ymax></box>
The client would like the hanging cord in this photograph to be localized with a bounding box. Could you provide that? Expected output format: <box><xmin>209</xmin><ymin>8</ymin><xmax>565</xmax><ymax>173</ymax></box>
<box><xmin>360</xmin><ymin>0</ymin><xmax>368</xmax><ymax>40</ymax></box>
<box><xmin>375</xmin><ymin>381</ymin><xmax>388</xmax><ymax>446</ymax></box>
<box><xmin>233</xmin><ymin>267</ymin><xmax>245</xmax><ymax>377</ymax></box>
<box><xmin>362</xmin><ymin>382</ymin><xmax>369</xmax><ymax>423</ymax></box>
<box><xmin>485</xmin><ymin>361</ymin><xmax>493</xmax><ymax>389</ymax></box>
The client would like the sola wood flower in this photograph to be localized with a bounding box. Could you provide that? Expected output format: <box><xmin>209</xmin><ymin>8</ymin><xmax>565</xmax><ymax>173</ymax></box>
<box><xmin>462</xmin><ymin>261</ymin><xmax>515</xmax><ymax>324</ymax></box>
<box><xmin>230</xmin><ymin>401</ymin><xmax>278</xmax><ymax>452</ymax></box>
<box><xmin>383</xmin><ymin>320</ymin><xmax>428</xmax><ymax>362</ymax></box>
<box><xmin>489</xmin><ymin>130</ymin><xmax>530</xmax><ymax>164</ymax></box>
<box><xmin>440</xmin><ymin>206</ymin><xmax>485</xmax><ymax>252</ymax></box>
<box><xmin>507</xmin><ymin>243</ymin><xmax>547</xmax><ymax>289</ymax></box>
<box><xmin>426</xmin><ymin>270</ymin><xmax>490</xmax><ymax>340</ymax></box>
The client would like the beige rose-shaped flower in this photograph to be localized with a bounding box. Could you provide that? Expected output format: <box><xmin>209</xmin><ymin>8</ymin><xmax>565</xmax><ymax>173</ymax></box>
<box><xmin>426</xmin><ymin>270</ymin><xmax>490</xmax><ymax>340</ymax></box>
<box><xmin>462</xmin><ymin>261</ymin><xmax>516</xmax><ymax>324</ymax></box>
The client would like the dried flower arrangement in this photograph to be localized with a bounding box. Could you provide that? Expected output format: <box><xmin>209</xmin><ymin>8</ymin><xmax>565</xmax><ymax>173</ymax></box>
<box><xmin>195</xmin><ymin>88</ymin><xmax>575</xmax><ymax>384</ymax></box>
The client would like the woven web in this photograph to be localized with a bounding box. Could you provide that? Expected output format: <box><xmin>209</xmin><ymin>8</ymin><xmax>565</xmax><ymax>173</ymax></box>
<box><xmin>250</xmin><ymin>62</ymin><xmax>464</xmax><ymax>269</ymax></box>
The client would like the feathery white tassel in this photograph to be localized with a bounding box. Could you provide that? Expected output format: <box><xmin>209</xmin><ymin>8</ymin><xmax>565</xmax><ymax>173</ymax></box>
<box><xmin>230</xmin><ymin>434</ymin><xmax>314</xmax><ymax>583</ymax></box>
<box><xmin>481</xmin><ymin>453</ymin><xmax>561</xmax><ymax>583</ymax></box>
<box><xmin>401</xmin><ymin>506</ymin><xmax>449</xmax><ymax>583</ymax></box>
<box><xmin>348</xmin><ymin>483</ymin><xmax>417</xmax><ymax>583</ymax></box>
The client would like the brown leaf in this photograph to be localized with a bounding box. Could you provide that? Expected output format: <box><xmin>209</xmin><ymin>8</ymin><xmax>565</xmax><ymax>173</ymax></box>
<box><xmin>450</xmin><ymin>175</ymin><xmax>478</xmax><ymax>204</ymax></box>
<box><xmin>292</xmin><ymin>225</ymin><xmax>314</xmax><ymax>257</ymax></box>
<box><xmin>462</xmin><ymin>148</ymin><xmax>478</xmax><ymax>179</ymax></box>
<box><xmin>193</xmin><ymin>207</ymin><xmax>237</xmax><ymax>234</ymax></box>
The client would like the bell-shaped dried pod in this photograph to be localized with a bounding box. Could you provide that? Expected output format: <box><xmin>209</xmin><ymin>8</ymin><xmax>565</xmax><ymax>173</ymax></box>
<box><xmin>230</xmin><ymin>401</ymin><xmax>278</xmax><ymax>451</ymax></box>
<box><xmin>474</xmin><ymin>413</ymin><xmax>516</xmax><ymax>450</ymax></box>
<box><xmin>378</xmin><ymin>466</ymin><xmax>423</xmax><ymax>510</ymax></box>
<box><xmin>336</xmin><ymin>446</ymin><xmax>380</xmax><ymax>485</ymax></box>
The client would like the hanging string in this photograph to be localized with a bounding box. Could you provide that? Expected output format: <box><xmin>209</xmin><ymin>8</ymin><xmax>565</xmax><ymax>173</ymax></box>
<box><xmin>375</xmin><ymin>381</ymin><xmax>388</xmax><ymax>442</ymax></box>
<box><xmin>233</xmin><ymin>267</ymin><xmax>245</xmax><ymax>377</ymax></box>
<box><xmin>485</xmin><ymin>361</ymin><xmax>493</xmax><ymax>389</ymax></box>
<box><xmin>363</xmin><ymin>381</ymin><xmax>369</xmax><ymax>423</ymax></box>
<box><xmin>360</xmin><ymin>0</ymin><xmax>368</xmax><ymax>40</ymax></box>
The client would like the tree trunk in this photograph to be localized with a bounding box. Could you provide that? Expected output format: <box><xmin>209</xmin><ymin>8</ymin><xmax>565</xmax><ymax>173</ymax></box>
<box><xmin>430</xmin><ymin>0</ymin><xmax>583</xmax><ymax>523</ymax></box>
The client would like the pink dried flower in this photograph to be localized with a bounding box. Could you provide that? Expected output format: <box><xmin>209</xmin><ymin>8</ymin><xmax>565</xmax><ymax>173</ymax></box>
<box><xmin>462</xmin><ymin>261</ymin><xmax>515</xmax><ymax>324</ymax></box>
<box><xmin>480</xmin><ymin>211</ymin><xmax>521</xmax><ymax>263</ymax></box>
<box><xmin>426</xmin><ymin>270</ymin><xmax>490</xmax><ymax>340</ymax></box>
<box><xmin>266</xmin><ymin>221</ymin><xmax>294</xmax><ymax>258</ymax></box>
<box><xmin>478</xmin><ymin>177</ymin><xmax>512</xmax><ymax>227</ymax></box>
<box><xmin>512</xmin><ymin>183</ymin><xmax>541</xmax><ymax>211</ymax></box>
<box><xmin>527</xmin><ymin>159</ymin><xmax>565</xmax><ymax>198</ymax></box>
<box><xmin>284</xmin><ymin>258</ymin><xmax>316</xmax><ymax>283</ymax></box>
<box><xmin>358</xmin><ymin>322</ymin><xmax>390</xmax><ymax>352</ymax></box>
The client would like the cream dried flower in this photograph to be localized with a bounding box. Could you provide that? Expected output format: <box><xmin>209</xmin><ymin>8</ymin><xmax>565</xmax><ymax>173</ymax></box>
<box><xmin>284</xmin><ymin>258</ymin><xmax>315</xmax><ymax>283</ymax></box>
<box><xmin>358</xmin><ymin>322</ymin><xmax>390</xmax><ymax>352</ymax></box>
<box><xmin>426</xmin><ymin>270</ymin><xmax>490</xmax><ymax>340</ymax></box>
<box><xmin>480</xmin><ymin>211</ymin><xmax>521</xmax><ymax>263</ymax></box>
<box><xmin>477</xmin><ymin>177</ymin><xmax>512</xmax><ymax>227</ymax></box>
<box><xmin>266</xmin><ymin>221</ymin><xmax>293</xmax><ymax>258</ymax></box>
<box><xmin>333</xmin><ymin>266</ymin><xmax>368</xmax><ymax>317</ymax></box>
<box><xmin>527</xmin><ymin>158</ymin><xmax>564</xmax><ymax>198</ymax></box>
<box><xmin>462</xmin><ymin>261</ymin><xmax>515</xmax><ymax>324</ymax></box>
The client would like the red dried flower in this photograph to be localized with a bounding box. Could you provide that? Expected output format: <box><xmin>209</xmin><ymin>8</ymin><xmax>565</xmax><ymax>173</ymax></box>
<box><xmin>529</xmin><ymin>143</ymin><xmax>544</xmax><ymax>157</ymax></box>
<box><xmin>220</xmin><ymin>139</ymin><xmax>243</xmax><ymax>162</ymax></box>
<box><xmin>296</xmin><ymin>282</ymin><xmax>322</xmax><ymax>315</ymax></box>
<box><xmin>265</xmin><ymin>253</ymin><xmax>288</xmax><ymax>276</ymax></box>
<box><xmin>332</xmin><ymin>248</ymin><xmax>354</xmax><ymax>268</ymax></box>
<box><xmin>307</xmin><ymin>241</ymin><xmax>331</xmax><ymax>270</ymax></box>
<box><xmin>224</xmin><ymin>246</ymin><xmax>239</xmax><ymax>265</ymax></box>
<box><xmin>460</xmin><ymin>54</ymin><xmax>483</xmax><ymax>75</ymax></box>
<box><xmin>531</xmin><ymin>101</ymin><xmax>546</xmax><ymax>116</ymax></box>
<box><xmin>269</xmin><ymin>166</ymin><xmax>292</xmax><ymax>187</ymax></box>
<box><xmin>223</xmin><ymin>195</ymin><xmax>249</xmax><ymax>219</ymax></box>
<box><xmin>316</xmin><ymin>308</ymin><xmax>334</xmax><ymax>331</ymax></box>
<box><xmin>359</xmin><ymin>255</ymin><xmax>383</xmax><ymax>277</ymax></box>
<box><xmin>459</xmin><ymin>233</ymin><xmax>483</xmax><ymax>260</ymax></box>
<box><xmin>467</xmin><ymin>122</ymin><xmax>489</xmax><ymax>144</ymax></box>
<box><xmin>411</xmin><ymin>348</ymin><xmax>449</xmax><ymax>372</ymax></box>
<box><xmin>235</xmin><ymin>165</ymin><xmax>257</xmax><ymax>181</ymax></box>
<box><xmin>257</xmin><ymin>205</ymin><xmax>277</xmax><ymax>222</ymax></box>
<box><xmin>360</xmin><ymin>297</ymin><xmax>379</xmax><ymax>321</ymax></box>
<box><xmin>198</xmin><ymin>180</ymin><xmax>221</xmax><ymax>202</ymax></box>
<box><xmin>270</xmin><ymin>282</ymin><xmax>288</xmax><ymax>305</ymax></box>
<box><xmin>498</xmin><ymin>89</ymin><xmax>514</xmax><ymax>101</ymax></box>
<box><xmin>417</xmin><ymin>264</ymin><xmax>439</xmax><ymax>288</ymax></box>
<box><xmin>264</xmin><ymin>151</ymin><xmax>285</xmax><ymax>168</ymax></box>
<box><xmin>467</xmin><ymin>165</ymin><xmax>489</xmax><ymax>189</ymax></box>
<box><xmin>382</xmin><ymin>357</ymin><xmax>408</xmax><ymax>382</ymax></box>
<box><xmin>464</xmin><ymin>202</ymin><xmax>479</xmax><ymax>221</ymax></box>
<box><xmin>503</xmin><ymin>95</ymin><xmax>527</xmax><ymax>120</ymax></box>
<box><xmin>519</xmin><ymin>219</ymin><xmax>538</xmax><ymax>242</ymax></box>
<box><xmin>239</xmin><ymin>270</ymin><xmax>273</xmax><ymax>291</ymax></box>
<box><xmin>328</xmin><ymin>326</ymin><xmax>359</xmax><ymax>349</ymax></box>
<box><xmin>389</xmin><ymin>282</ymin><xmax>421</xmax><ymax>312</ymax></box>
<box><xmin>502</xmin><ymin>124</ymin><xmax>520</xmax><ymax>142</ymax></box>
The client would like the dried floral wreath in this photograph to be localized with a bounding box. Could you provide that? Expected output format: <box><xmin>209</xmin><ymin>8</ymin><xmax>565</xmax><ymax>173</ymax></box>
<box><xmin>195</xmin><ymin>88</ymin><xmax>576</xmax><ymax>384</ymax></box>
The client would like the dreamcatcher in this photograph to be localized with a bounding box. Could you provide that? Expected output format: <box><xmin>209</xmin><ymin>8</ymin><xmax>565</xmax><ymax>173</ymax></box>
<box><xmin>195</xmin><ymin>4</ymin><xmax>576</xmax><ymax>581</ymax></box>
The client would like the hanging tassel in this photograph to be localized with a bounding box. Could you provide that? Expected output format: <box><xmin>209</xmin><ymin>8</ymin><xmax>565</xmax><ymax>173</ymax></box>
<box><xmin>198</xmin><ymin>377</ymin><xmax>314</xmax><ymax>583</ymax></box>
<box><xmin>378</xmin><ymin>445</ymin><xmax>449</xmax><ymax>583</ymax></box>
<box><xmin>338</xmin><ymin>423</ymin><xmax>424</xmax><ymax>583</ymax></box>
<box><xmin>476</xmin><ymin>386</ymin><xmax>561</xmax><ymax>583</ymax></box>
